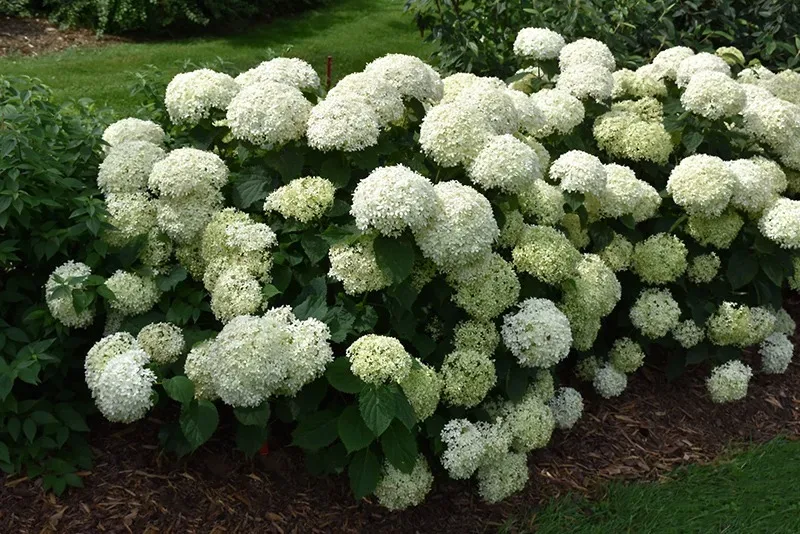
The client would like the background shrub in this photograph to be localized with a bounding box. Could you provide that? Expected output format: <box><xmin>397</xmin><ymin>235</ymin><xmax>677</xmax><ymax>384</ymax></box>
<box><xmin>0</xmin><ymin>76</ymin><xmax>111</xmax><ymax>494</ymax></box>
<box><xmin>405</xmin><ymin>0</ymin><xmax>800</xmax><ymax>77</ymax></box>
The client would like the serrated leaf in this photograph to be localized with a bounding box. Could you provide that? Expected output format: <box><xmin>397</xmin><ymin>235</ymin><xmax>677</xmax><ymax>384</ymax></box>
<box><xmin>292</xmin><ymin>409</ymin><xmax>339</xmax><ymax>451</ymax></box>
<box><xmin>234</xmin><ymin>402</ymin><xmax>271</xmax><ymax>427</ymax></box>
<box><xmin>373</xmin><ymin>236</ymin><xmax>414</xmax><ymax>284</ymax></box>
<box><xmin>359</xmin><ymin>385</ymin><xmax>396</xmax><ymax>437</ymax></box>
<box><xmin>179</xmin><ymin>400</ymin><xmax>219</xmax><ymax>451</ymax></box>
<box><xmin>337</xmin><ymin>405</ymin><xmax>375</xmax><ymax>453</ymax></box>
<box><xmin>348</xmin><ymin>448</ymin><xmax>380</xmax><ymax>500</ymax></box>
<box><xmin>55</xmin><ymin>404</ymin><xmax>89</xmax><ymax>432</ymax></box>
<box><xmin>326</xmin><ymin>357</ymin><xmax>366</xmax><ymax>394</ymax></box>
<box><xmin>163</xmin><ymin>376</ymin><xmax>195</xmax><ymax>405</ymax></box>
<box><xmin>380</xmin><ymin>421</ymin><xmax>418</xmax><ymax>474</ymax></box>
<box><xmin>301</xmin><ymin>233</ymin><xmax>329</xmax><ymax>264</ymax></box>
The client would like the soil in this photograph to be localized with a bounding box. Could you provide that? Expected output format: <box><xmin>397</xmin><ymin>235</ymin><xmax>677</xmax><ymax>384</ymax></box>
<box><xmin>0</xmin><ymin>17</ymin><xmax>124</xmax><ymax>57</ymax></box>
<box><xmin>2</xmin><ymin>296</ymin><xmax>799</xmax><ymax>533</ymax></box>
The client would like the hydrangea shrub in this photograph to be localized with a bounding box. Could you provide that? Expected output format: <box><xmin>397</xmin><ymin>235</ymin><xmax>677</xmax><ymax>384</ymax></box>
<box><xmin>45</xmin><ymin>37</ymin><xmax>799</xmax><ymax>507</ymax></box>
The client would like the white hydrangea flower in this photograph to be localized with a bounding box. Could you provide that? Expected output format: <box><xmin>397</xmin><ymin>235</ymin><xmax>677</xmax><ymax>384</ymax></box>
<box><xmin>737</xmin><ymin>64</ymin><xmax>775</xmax><ymax>85</ymax></box>
<box><xmin>148</xmin><ymin>148</ymin><xmax>229</xmax><ymax>198</ymax></box>
<box><xmin>598</xmin><ymin>232</ymin><xmax>633</xmax><ymax>272</ymax></box>
<box><xmin>476</xmin><ymin>451</ymin><xmax>529</xmax><ymax>504</ymax></box>
<box><xmin>501</xmin><ymin>298</ymin><xmax>572</xmax><ymax>368</ymax></box>
<box><xmin>529</xmin><ymin>89</ymin><xmax>585</xmax><ymax>137</ymax></box>
<box><xmin>706</xmin><ymin>360</ymin><xmax>752</xmax><ymax>403</ymax></box>
<box><xmin>513</xmin><ymin>27</ymin><xmax>566</xmax><ymax>60</ymax></box>
<box><xmin>103</xmin><ymin>118</ymin><xmax>165</xmax><ymax>148</ymax></box>
<box><xmin>97</xmin><ymin>141</ymin><xmax>165</xmax><ymax>194</ymax></box>
<box><xmin>629</xmin><ymin>288</ymin><xmax>681</xmax><ymax>339</ymax></box>
<box><xmin>675</xmin><ymin>52</ymin><xmax>731</xmax><ymax>88</ymax></box>
<box><xmin>506</xmin><ymin>89</ymin><xmax>546</xmax><ymax>134</ymax></box>
<box><xmin>651</xmin><ymin>47</ymin><xmax>695</xmax><ymax>81</ymax></box>
<box><xmin>548</xmin><ymin>387</ymin><xmax>584</xmax><ymax>429</ymax></box>
<box><xmin>512</xmin><ymin>224</ymin><xmax>581</xmax><ymax>285</ymax></box>
<box><xmin>448</xmin><ymin>253</ymin><xmax>520</xmax><ymax>320</ymax></box>
<box><xmin>440</xmin><ymin>349</ymin><xmax>496</xmax><ymax>408</ymax></box>
<box><xmin>453</xmin><ymin>81</ymin><xmax>520</xmax><ymax>135</ymax></box>
<box><xmin>561</xmin><ymin>254</ymin><xmax>621</xmax><ymax>319</ymax></box>
<box><xmin>184</xmin><ymin>339</ymin><xmax>218</xmax><ymax>401</ymax></box>
<box><xmin>760</xmin><ymin>333</ymin><xmax>794</xmax><ymax>374</ymax></box>
<box><xmin>597</xmin><ymin>163</ymin><xmax>660</xmax><ymax>219</ymax></box>
<box><xmin>399</xmin><ymin>361</ymin><xmax>442</xmax><ymax>421</ymax></box>
<box><xmin>558</xmin><ymin>38</ymin><xmax>615</xmax><ymax>71</ymax></box>
<box><xmin>612</xmin><ymin>67</ymin><xmax>667</xmax><ymax>99</ymax></box>
<box><xmin>549</xmin><ymin>150</ymin><xmax>607</xmax><ymax>195</ymax></box>
<box><xmin>104</xmin><ymin>192</ymin><xmax>157</xmax><ymax>246</ymax></box>
<box><xmin>328</xmin><ymin>240</ymin><xmax>391</xmax><ymax>295</ymax></box>
<box><xmin>666</xmin><ymin>154</ymin><xmax>734</xmax><ymax>216</ymax></box>
<box><xmin>306</xmin><ymin>94</ymin><xmax>380</xmax><ymax>152</ymax></box>
<box><xmin>418</xmin><ymin>101</ymin><xmax>494</xmax><ymax>167</ymax></box>
<box><xmin>609</xmin><ymin>337</ymin><xmax>645</xmax><ymax>374</ymax></box>
<box><xmin>223</xmin><ymin>221</ymin><xmax>277</xmax><ymax>253</ymax></box>
<box><xmin>264</xmin><ymin>176</ymin><xmax>335</xmax><ymax>223</ymax></box>
<box><xmin>346</xmin><ymin>334</ymin><xmax>413</xmax><ymax>385</ymax></box>
<box><xmin>105</xmin><ymin>271</ymin><xmax>160</xmax><ymax>316</ymax></box>
<box><xmin>453</xmin><ymin>320</ymin><xmax>500</xmax><ymax>355</ymax></box>
<box><xmin>94</xmin><ymin>348</ymin><xmax>155</xmax><ymax>423</ymax></box>
<box><xmin>773</xmin><ymin>308</ymin><xmax>796</xmax><ymax>336</ymax></box>
<box><xmin>165</xmin><ymin>69</ymin><xmax>240</xmax><ymax>125</ymax></box>
<box><xmin>209</xmin><ymin>266</ymin><xmax>264</xmax><ymax>323</ymax></box>
<box><xmin>365</xmin><ymin>54</ymin><xmax>443</xmax><ymax>104</ymax></box>
<box><xmin>761</xmin><ymin>69</ymin><xmax>800</xmax><ymax>105</ymax></box>
<box><xmin>504</xmin><ymin>388</ymin><xmax>555</xmax><ymax>452</ymax></box>
<box><xmin>440</xmin><ymin>419</ymin><xmax>487</xmax><ymax>479</ymax></box>
<box><xmin>556</xmin><ymin>65</ymin><xmax>614</xmax><ymax>101</ymax></box>
<box><xmin>351</xmin><ymin>165</ymin><xmax>437</xmax><ymax>236</ymax></box>
<box><xmin>414</xmin><ymin>181</ymin><xmax>498</xmax><ymax>270</ymax></box>
<box><xmin>226</xmin><ymin>82</ymin><xmax>312</xmax><ymax>146</ymax></box>
<box><xmin>155</xmin><ymin>190</ymin><xmax>223</xmax><ymax>244</ymax></box>
<box><xmin>672</xmin><ymin>320</ymin><xmax>705</xmax><ymax>348</ymax></box>
<box><xmin>467</xmin><ymin>134</ymin><xmax>542</xmax><ymax>193</ymax></box>
<box><xmin>375</xmin><ymin>455</ymin><xmax>434</xmax><ymax>511</ymax></box>
<box><xmin>741</xmin><ymin>88</ymin><xmax>800</xmax><ymax>152</ymax></box>
<box><xmin>593</xmin><ymin>364</ymin><xmax>627</xmax><ymax>398</ymax></box>
<box><xmin>750</xmin><ymin>156</ymin><xmax>787</xmax><ymax>195</ymax></box>
<box><xmin>235</xmin><ymin>57</ymin><xmax>320</xmax><ymax>91</ymax></box>
<box><xmin>518</xmin><ymin>179</ymin><xmax>564</xmax><ymax>226</ymax></box>
<box><xmin>725</xmin><ymin>159</ymin><xmax>775</xmax><ymax>214</ymax></box>
<box><xmin>327</xmin><ymin>72</ymin><xmax>405</xmax><ymax>125</ymax></box>
<box><xmin>681</xmin><ymin>71</ymin><xmax>746</xmax><ymax>120</ymax></box>
<box><xmin>278</xmin><ymin>316</ymin><xmax>333</xmax><ymax>396</ymax></box>
<box><xmin>441</xmin><ymin>72</ymin><xmax>493</xmax><ymax>102</ymax></box>
<box><xmin>630</xmin><ymin>233</ymin><xmax>688</xmax><ymax>285</ymax></box>
<box><xmin>45</xmin><ymin>261</ymin><xmax>94</xmax><ymax>329</ymax></box>
<box><xmin>85</xmin><ymin>332</ymin><xmax>138</xmax><ymax>392</ymax></box>
<box><xmin>758</xmin><ymin>197</ymin><xmax>800</xmax><ymax>249</ymax></box>
<box><xmin>137</xmin><ymin>322</ymin><xmax>184</xmax><ymax>365</ymax></box>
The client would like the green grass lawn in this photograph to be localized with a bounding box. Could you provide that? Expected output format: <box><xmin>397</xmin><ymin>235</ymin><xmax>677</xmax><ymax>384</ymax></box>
<box><xmin>0</xmin><ymin>0</ymin><xmax>433</xmax><ymax>116</ymax></box>
<box><xmin>506</xmin><ymin>438</ymin><xmax>800</xmax><ymax>533</ymax></box>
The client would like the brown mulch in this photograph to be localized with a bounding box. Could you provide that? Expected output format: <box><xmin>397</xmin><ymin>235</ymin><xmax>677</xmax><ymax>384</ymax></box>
<box><xmin>0</xmin><ymin>17</ymin><xmax>124</xmax><ymax>57</ymax></box>
<box><xmin>2</xmin><ymin>296</ymin><xmax>799</xmax><ymax>533</ymax></box>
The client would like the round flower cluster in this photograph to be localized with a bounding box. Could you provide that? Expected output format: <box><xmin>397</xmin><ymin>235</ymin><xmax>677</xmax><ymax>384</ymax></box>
<box><xmin>593</xmin><ymin>364</ymin><xmax>627</xmax><ymax>398</ymax></box>
<box><xmin>365</xmin><ymin>54</ymin><xmax>443</xmax><ymax>104</ymax></box>
<box><xmin>501</xmin><ymin>298</ymin><xmax>573</xmax><ymax>368</ymax></box>
<box><xmin>265</xmin><ymin>176</ymin><xmax>335</xmax><ymax>223</ymax></box>
<box><xmin>548</xmin><ymin>387</ymin><xmax>584</xmax><ymax>429</ymax></box>
<box><xmin>102</xmin><ymin>118</ymin><xmax>165</xmax><ymax>149</ymax></box>
<box><xmin>706</xmin><ymin>360</ymin><xmax>752</xmax><ymax>403</ymax></box>
<box><xmin>513</xmin><ymin>27</ymin><xmax>566</xmax><ymax>60</ymax></box>
<box><xmin>517</xmin><ymin>180</ymin><xmax>565</xmax><ymax>226</ymax></box>
<box><xmin>727</xmin><ymin>159</ymin><xmax>776</xmax><ymax>214</ymax></box>
<box><xmin>98</xmin><ymin>141</ymin><xmax>165</xmax><ymax>195</ymax></box>
<box><xmin>375</xmin><ymin>456</ymin><xmax>434</xmax><ymax>511</ymax></box>
<box><xmin>675</xmin><ymin>52</ymin><xmax>731</xmax><ymax>88</ymax></box>
<box><xmin>136</xmin><ymin>322</ymin><xmax>184</xmax><ymax>365</ymax></box>
<box><xmin>561</xmin><ymin>254</ymin><xmax>621</xmax><ymax>319</ymax></box>
<box><xmin>503</xmin><ymin>388</ymin><xmax>556</xmax><ymax>452</ymax></box>
<box><xmin>556</xmin><ymin>64</ymin><xmax>614</xmax><ymax>101</ymax></box>
<box><xmin>105</xmin><ymin>271</ymin><xmax>160</xmax><ymax>317</ymax></box>
<box><xmin>686</xmin><ymin>209</ymin><xmax>744</xmax><ymax>249</ymax></box>
<box><xmin>559</xmin><ymin>38</ymin><xmax>615</xmax><ymax>72</ymax></box>
<box><xmin>672</xmin><ymin>320</ymin><xmax>705</xmax><ymax>349</ymax></box>
<box><xmin>759</xmin><ymin>198</ymin><xmax>800</xmax><ymax>249</ymax></box>
<box><xmin>328</xmin><ymin>239</ymin><xmax>391</xmax><ymax>295</ymax></box>
<box><xmin>351</xmin><ymin>165</ymin><xmax>437</xmax><ymax>236</ymax></box>
<box><xmin>512</xmin><ymin>225</ymin><xmax>581</xmax><ymax>285</ymax></box>
<box><xmin>184</xmin><ymin>340</ymin><xmax>217</xmax><ymax>401</ymax></box>
<box><xmin>468</xmin><ymin>134</ymin><xmax>543</xmax><ymax>193</ymax></box>
<box><xmin>759</xmin><ymin>333</ymin><xmax>794</xmax><ymax>374</ymax></box>
<box><xmin>453</xmin><ymin>320</ymin><xmax>500</xmax><ymax>355</ymax></box>
<box><xmin>593</xmin><ymin>99</ymin><xmax>673</xmax><ymax>165</ymax></box>
<box><xmin>609</xmin><ymin>338</ymin><xmax>645</xmax><ymax>374</ymax></box>
<box><xmin>630</xmin><ymin>233</ymin><xmax>688</xmax><ymax>285</ymax></box>
<box><xmin>103</xmin><ymin>192</ymin><xmax>157</xmax><ymax>247</ymax></box>
<box><xmin>347</xmin><ymin>334</ymin><xmax>412</xmax><ymax>385</ymax></box>
<box><xmin>235</xmin><ymin>57</ymin><xmax>320</xmax><ymax>91</ymax></box>
<box><xmin>165</xmin><ymin>69</ymin><xmax>240</xmax><ymax>125</ymax></box>
<box><xmin>419</xmin><ymin>100</ymin><xmax>495</xmax><ymax>167</ymax></box>
<box><xmin>667</xmin><ymin>155</ymin><xmax>734</xmax><ymax>216</ymax></box>
<box><xmin>630</xmin><ymin>288</ymin><xmax>681</xmax><ymax>339</ymax></box>
<box><xmin>399</xmin><ymin>363</ymin><xmax>442</xmax><ymax>421</ymax></box>
<box><xmin>477</xmin><ymin>451</ymin><xmax>529</xmax><ymax>504</ymax></box>
<box><xmin>687</xmin><ymin>253</ymin><xmax>721</xmax><ymax>284</ymax></box>
<box><xmin>773</xmin><ymin>308</ymin><xmax>796</xmax><ymax>336</ymax></box>
<box><xmin>448</xmin><ymin>253</ymin><xmax>520</xmax><ymax>320</ymax></box>
<box><xmin>595</xmin><ymin>164</ymin><xmax>661</xmax><ymax>221</ymax></box>
<box><xmin>529</xmin><ymin>89</ymin><xmax>585</xmax><ymax>138</ymax></box>
<box><xmin>599</xmin><ymin>233</ymin><xmax>633</xmax><ymax>272</ymax></box>
<box><xmin>45</xmin><ymin>261</ymin><xmax>95</xmax><ymax>328</ymax></box>
<box><xmin>414</xmin><ymin>181</ymin><xmax>499</xmax><ymax>271</ymax></box>
<box><xmin>440</xmin><ymin>419</ymin><xmax>491</xmax><ymax>479</ymax></box>
<box><xmin>549</xmin><ymin>150</ymin><xmax>607</xmax><ymax>196</ymax></box>
<box><xmin>440</xmin><ymin>349</ymin><xmax>497</xmax><ymax>407</ymax></box>
<box><xmin>612</xmin><ymin>67</ymin><xmax>667</xmax><ymax>99</ymax></box>
<box><xmin>227</xmin><ymin>82</ymin><xmax>312</xmax><ymax>146</ymax></box>
<box><xmin>327</xmin><ymin>72</ymin><xmax>405</xmax><ymax>125</ymax></box>
<box><xmin>706</xmin><ymin>302</ymin><xmax>775</xmax><ymax>348</ymax></box>
<box><xmin>650</xmin><ymin>46</ymin><xmax>695</xmax><ymax>81</ymax></box>
<box><xmin>680</xmin><ymin>71</ymin><xmax>745</xmax><ymax>120</ymax></box>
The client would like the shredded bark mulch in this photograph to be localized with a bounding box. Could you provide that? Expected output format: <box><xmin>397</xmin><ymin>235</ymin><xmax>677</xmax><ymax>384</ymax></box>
<box><xmin>2</xmin><ymin>296</ymin><xmax>799</xmax><ymax>533</ymax></box>
<box><xmin>0</xmin><ymin>17</ymin><xmax>123</xmax><ymax>57</ymax></box>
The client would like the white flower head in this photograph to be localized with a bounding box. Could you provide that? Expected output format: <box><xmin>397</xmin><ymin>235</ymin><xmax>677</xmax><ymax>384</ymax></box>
<box><xmin>759</xmin><ymin>198</ymin><xmax>800</xmax><ymax>249</ymax></box>
<box><xmin>666</xmin><ymin>154</ymin><xmax>734</xmax><ymax>216</ymax></box>
<box><xmin>235</xmin><ymin>57</ymin><xmax>320</xmax><ymax>91</ymax></box>
<box><xmin>559</xmin><ymin>38</ymin><xmax>615</xmax><ymax>71</ymax></box>
<box><xmin>365</xmin><ymin>54</ymin><xmax>443</xmax><ymax>104</ymax></box>
<box><xmin>468</xmin><ymin>134</ymin><xmax>543</xmax><ymax>193</ymax></box>
<box><xmin>94</xmin><ymin>348</ymin><xmax>155</xmax><ymax>423</ymax></box>
<box><xmin>501</xmin><ymin>298</ymin><xmax>573</xmax><ymax>368</ymax></box>
<box><xmin>675</xmin><ymin>52</ymin><xmax>731</xmax><ymax>88</ymax></box>
<box><xmin>549</xmin><ymin>150</ymin><xmax>607</xmax><ymax>195</ymax></box>
<box><xmin>227</xmin><ymin>82</ymin><xmax>312</xmax><ymax>146</ymax></box>
<box><xmin>514</xmin><ymin>27</ymin><xmax>566</xmax><ymax>60</ymax></box>
<box><xmin>706</xmin><ymin>360</ymin><xmax>752</xmax><ymax>403</ymax></box>
<box><xmin>98</xmin><ymin>141</ymin><xmax>165</xmax><ymax>194</ymax></box>
<box><xmin>306</xmin><ymin>94</ymin><xmax>380</xmax><ymax>152</ymax></box>
<box><xmin>103</xmin><ymin>118</ymin><xmax>165</xmax><ymax>148</ymax></box>
<box><xmin>165</xmin><ymin>69</ymin><xmax>240</xmax><ymax>125</ymax></box>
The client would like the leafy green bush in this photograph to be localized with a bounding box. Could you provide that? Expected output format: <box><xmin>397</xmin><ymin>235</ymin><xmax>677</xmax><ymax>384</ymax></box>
<box><xmin>0</xmin><ymin>0</ymin><xmax>34</xmax><ymax>16</ymax></box>
<box><xmin>405</xmin><ymin>0</ymin><xmax>800</xmax><ymax>77</ymax></box>
<box><xmin>45</xmin><ymin>39</ymin><xmax>800</xmax><ymax>508</ymax></box>
<box><xmin>0</xmin><ymin>76</ymin><xmax>112</xmax><ymax>494</ymax></box>
<box><xmin>45</xmin><ymin>0</ymin><xmax>328</xmax><ymax>35</ymax></box>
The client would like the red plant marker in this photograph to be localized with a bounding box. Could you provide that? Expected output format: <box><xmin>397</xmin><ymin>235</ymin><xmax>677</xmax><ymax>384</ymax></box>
<box><xmin>259</xmin><ymin>442</ymin><xmax>270</xmax><ymax>456</ymax></box>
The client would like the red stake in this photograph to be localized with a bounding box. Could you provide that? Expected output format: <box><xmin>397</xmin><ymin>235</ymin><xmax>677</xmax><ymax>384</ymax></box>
<box><xmin>259</xmin><ymin>442</ymin><xmax>270</xmax><ymax>456</ymax></box>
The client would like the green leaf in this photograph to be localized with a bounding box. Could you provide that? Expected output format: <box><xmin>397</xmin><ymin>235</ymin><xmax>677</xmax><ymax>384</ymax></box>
<box><xmin>760</xmin><ymin>258</ymin><xmax>784</xmax><ymax>287</ymax></box>
<box><xmin>179</xmin><ymin>400</ymin><xmax>219</xmax><ymax>451</ymax></box>
<box><xmin>234</xmin><ymin>402</ymin><xmax>271</xmax><ymax>427</ymax></box>
<box><xmin>682</xmin><ymin>131</ymin><xmax>703</xmax><ymax>153</ymax></box>
<box><xmin>348</xmin><ymin>448</ymin><xmax>380</xmax><ymax>500</ymax></box>
<box><xmin>233</xmin><ymin>175</ymin><xmax>271</xmax><ymax>209</ymax></box>
<box><xmin>30</xmin><ymin>411</ymin><xmax>59</xmax><ymax>425</ymax></box>
<box><xmin>262</xmin><ymin>284</ymin><xmax>281</xmax><ymax>300</ymax></box>
<box><xmin>0</xmin><ymin>373</ymin><xmax>13</xmax><ymax>401</ymax></box>
<box><xmin>326</xmin><ymin>357</ymin><xmax>366</xmax><ymax>394</ymax></box>
<box><xmin>337</xmin><ymin>405</ymin><xmax>375</xmax><ymax>453</ymax></box>
<box><xmin>23</xmin><ymin>418</ymin><xmax>36</xmax><ymax>442</ymax></box>
<box><xmin>301</xmin><ymin>233</ymin><xmax>330</xmax><ymax>264</ymax></box>
<box><xmin>359</xmin><ymin>385</ymin><xmax>396</xmax><ymax>437</ymax></box>
<box><xmin>373</xmin><ymin>236</ymin><xmax>415</xmax><ymax>284</ymax></box>
<box><xmin>321</xmin><ymin>156</ymin><xmax>351</xmax><ymax>188</ymax></box>
<box><xmin>55</xmin><ymin>404</ymin><xmax>89</xmax><ymax>432</ymax></box>
<box><xmin>0</xmin><ymin>442</ymin><xmax>9</xmax><ymax>464</ymax></box>
<box><xmin>727</xmin><ymin>250</ymin><xmax>759</xmax><ymax>289</ymax></box>
<box><xmin>157</xmin><ymin>266</ymin><xmax>187</xmax><ymax>292</ymax></box>
<box><xmin>292</xmin><ymin>409</ymin><xmax>339</xmax><ymax>451</ymax></box>
<box><xmin>391</xmin><ymin>386</ymin><xmax>417</xmax><ymax>431</ymax></box>
<box><xmin>236</xmin><ymin>423</ymin><xmax>269</xmax><ymax>456</ymax></box>
<box><xmin>505</xmin><ymin>368</ymin><xmax>528</xmax><ymax>402</ymax></box>
<box><xmin>685</xmin><ymin>344</ymin><xmax>709</xmax><ymax>365</ymax></box>
<box><xmin>163</xmin><ymin>376</ymin><xmax>195</xmax><ymax>405</ymax></box>
<box><xmin>380</xmin><ymin>421</ymin><xmax>418</xmax><ymax>474</ymax></box>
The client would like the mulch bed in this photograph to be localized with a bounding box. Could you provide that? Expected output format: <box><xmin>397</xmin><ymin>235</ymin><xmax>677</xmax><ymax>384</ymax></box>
<box><xmin>3</xmin><ymin>295</ymin><xmax>799</xmax><ymax>533</ymax></box>
<box><xmin>0</xmin><ymin>17</ymin><xmax>123</xmax><ymax>57</ymax></box>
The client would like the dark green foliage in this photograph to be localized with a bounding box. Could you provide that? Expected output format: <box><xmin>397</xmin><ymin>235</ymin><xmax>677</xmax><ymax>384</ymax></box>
<box><xmin>405</xmin><ymin>0</ymin><xmax>800</xmax><ymax>77</ymax></box>
<box><xmin>0</xmin><ymin>76</ymin><xmax>111</xmax><ymax>494</ymax></box>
